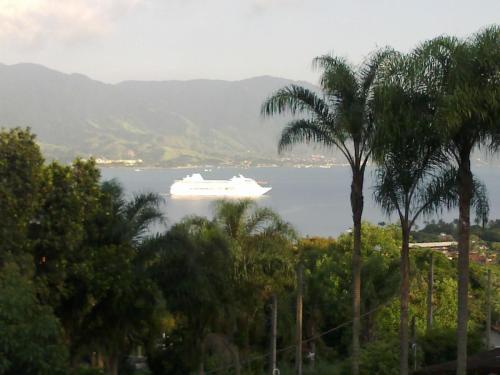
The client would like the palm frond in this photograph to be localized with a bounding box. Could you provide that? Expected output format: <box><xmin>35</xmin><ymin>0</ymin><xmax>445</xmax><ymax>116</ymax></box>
<box><xmin>213</xmin><ymin>199</ymin><xmax>255</xmax><ymax>239</ymax></box>
<box><xmin>373</xmin><ymin>167</ymin><xmax>404</xmax><ymax>220</ymax></box>
<box><xmin>412</xmin><ymin>167</ymin><xmax>458</xmax><ymax>225</ymax></box>
<box><xmin>313</xmin><ymin>54</ymin><xmax>359</xmax><ymax>105</ymax></box>
<box><xmin>472</xmin><ymin>177</ymin><xmax>489</xmax><ymax>228</ymax></box>
<box><xmin>244</xmin><ymin>207</ymin><xmax>280</xmax><ymax>236</ymax></box>
<box><xmin>125</xmin><ymin>192</ymin><xmax>164</xmax><ymax>222</ymax></box>
<box><xmin>125</xmin><ymin>192</ymin><xmax>164</xmax><ymax>241</ymax></box>
<box><xmin>101</xmin><ymin>179</ymin><xmax>126</xmax><ymax>212</ymax></box>
<box><xmin>359</xmin><ymin>47</ymin><xmax>398</xmax><ymax>101</ymax></box>
<box><xmin>262</xmin><ymin>216</ymin><xmax>298</xmax><ymax>241</ymax></box>
<box><xmin>261</xmin><ymin>85</ymin><xmax>330</xmax><ymax>120</ymax></box>
<box><xmin>278</xmin><ymin>119</ymin><xmax>335</xmax><ymax>153</ymax></box>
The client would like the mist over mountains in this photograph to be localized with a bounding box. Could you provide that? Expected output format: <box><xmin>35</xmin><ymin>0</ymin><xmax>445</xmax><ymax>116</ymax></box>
<box><xmin>0</xmin><ymin>63</ymin><xmax>322</xmax><ymax>166</ymax></box>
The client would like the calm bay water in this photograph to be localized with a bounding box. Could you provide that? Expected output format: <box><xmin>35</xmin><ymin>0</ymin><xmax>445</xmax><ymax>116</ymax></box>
<box><xmin>100</xmin><ymin>166</ymin><xmax>500</xmax><ymax>237</ymax></box>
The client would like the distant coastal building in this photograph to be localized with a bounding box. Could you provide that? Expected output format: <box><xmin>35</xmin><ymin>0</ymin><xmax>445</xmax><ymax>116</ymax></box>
<box><xmin>95</xmin><ymin>158</ymin><xmax>143</xmax><ymax>166</ymax></box>
<box><xmin>410</xmin><ymin>241</ymin><xmax>458</xmax><ymax>250</ymax></box>
<box><xmin>410</xmin><ymin>241</ymin><xmax>458</xmax><ymax>258</ymax></box>
<box><xmin>410</xmin><ymin>241</ymin><xmax>497</xmax><ymax>264</ymax></box>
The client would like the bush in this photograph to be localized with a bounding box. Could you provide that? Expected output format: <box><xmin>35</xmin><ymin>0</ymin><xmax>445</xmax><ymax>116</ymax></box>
<box><xmin>0</xmin><ymin>262</ymin><xmax>69</xmax><ymax>375</ymax></box>
<box><xmin>74</xmin><ymin>368</ymin><xmax>105</xmax><ymax>375</ymax></box>
<box><xmin>276</xmin><ymin>360</ymin><xmax>347</xmax><ymax>375</ymax></box>
<box><xmin>419</xmin><ymin>327</ymin><xmax>484</xmax><ymax>366</ymax></box>
<box><xmin>359</xmin><ymin>337</ymin><xmax>399</xmax><ymax>375</ymax></box>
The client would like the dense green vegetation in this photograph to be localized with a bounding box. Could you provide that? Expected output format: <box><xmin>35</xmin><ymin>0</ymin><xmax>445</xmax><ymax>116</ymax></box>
<box><xmin>413</xmin><ymin>219</ymin><xmax>500</xmax><ymax>246</ymax></box>
<box><xmin>263</xmin><ymin>25</ymin><xmax>499</xmax><ymax>375</ymax></box>
<box><xmin>0</xmin><ymin>25</ymin><xmax>499</xmax><ymax>375</ymax></box>
<box><xmin>1</xmin><ymin>128</ymin><xmax>499</xmax><ymax>375</ymax></box>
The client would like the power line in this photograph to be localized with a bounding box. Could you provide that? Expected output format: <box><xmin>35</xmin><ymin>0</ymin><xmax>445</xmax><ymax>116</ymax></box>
<box><xmin>205</xmin><ymin>299</ymin><xmax>393</xmax><ymax>374</ymax></box>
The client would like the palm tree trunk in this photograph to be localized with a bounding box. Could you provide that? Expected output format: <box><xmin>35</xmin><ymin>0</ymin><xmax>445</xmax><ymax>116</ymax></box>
<box><xmin>108</xmin><ymin>352</ymin><xmax>119</xmax><ymax>375</ymax></box>
<box><xmin>295</xmin><ymin>264</ymin><xmax>303</xmax><ymax>375</ymax></box>
<box><xmin>269</xmin><ymin>293</ymin><xmax>278</xmax><ymax>375</ymax></box>
<box><xmin>350</xmin><ymin>168</ymin><xmax>364</xmax><ymax>375</ymax></box>
<box><xmin>426</xmin><ymin>252</ymin><xmax>434</xmax><ymax>332</ymax></box>
<box><xmin>306</xmin><ymin>314</ymin><xmax>317</xmax><ymax>370</ymax></box>
<box><xmin>97</xmin><ymin>351</ymin><xmax>105</xmax><ymax>369</ymax></box>
<box><xmin>486</xmin><ymin>269</ymin><xmax>491</xmax><ymax>349</ymax></box>
<box><xmin>232</xmin><ymin>347</ymin><xmax>241</xmax><ymax>375</ymax></box>
<box><xmin>197</xmin><ymin>335</ymin><xmax>206</xmax><ymax>375</ymax></box>
<box><xmin>400</xmin><ymin>224</ymin><xmax>410</xmax><ymax>375</ymax></box>
<box><xmin>456</xmin><ymin>156</ymin><xmax>472</xmax><ymax>375</ymax></box>
<box><xmin>364</xmin><ymin>309</ymin><xmax>374</xmax><ymax>342</ymax></box>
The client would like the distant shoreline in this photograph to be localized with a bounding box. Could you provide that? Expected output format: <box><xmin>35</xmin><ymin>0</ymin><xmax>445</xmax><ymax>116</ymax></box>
<box><xmin>98</xmin><ymin>163</ymin><xmax>353</xmax><ymax>170</ymax></box>
<box><xmin>97</xmin><ymin>162</ymin><xmax>499</xmax><ymax>170</ymax></box>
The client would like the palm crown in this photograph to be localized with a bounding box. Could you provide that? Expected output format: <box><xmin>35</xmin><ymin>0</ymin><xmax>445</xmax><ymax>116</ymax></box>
<box><xmin>261</xmin><ymin>50</ymin><xmax>393</xmax><ymax>168</ymax></box>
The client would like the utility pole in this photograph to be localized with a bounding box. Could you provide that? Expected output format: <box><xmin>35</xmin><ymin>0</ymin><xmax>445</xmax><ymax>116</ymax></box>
<box><xmin>426</xmin><ymin>252</ymin><xmax>434</xmax><ymax>332</ymax></box>
<box><xmin>270</xmin><ymin>293</ymin><xmax>278</xmax><ymax>375</ymax></box>
<box><xmin>295</xmin><ymin>264</ymin><xmax>303</xmax><ymax>375</ymax></box>
<box><xmin>486</xmin><ymin>269</ymin><xmax>491</xmax><ymax>349</ymax></box>
<box><xmin>411</xmin><ymin>316</ymin><xmax>417</xmax><ymax>371</ymax></box>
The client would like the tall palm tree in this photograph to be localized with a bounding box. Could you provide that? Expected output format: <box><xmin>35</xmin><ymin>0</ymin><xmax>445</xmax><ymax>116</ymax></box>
<box><xmin>261</xmin><ymin>50</ymin><xmax>391</xmax><ymax>374</ymax></box>
<box><xmin>413</xmin><ymin>26</ymin><xmax>500</xmax><ymax>374</ymax></box>
<box><xmin>372</xmin><ymin>50</ymin><xmax>460</xmax><ymax>374</ymax></box>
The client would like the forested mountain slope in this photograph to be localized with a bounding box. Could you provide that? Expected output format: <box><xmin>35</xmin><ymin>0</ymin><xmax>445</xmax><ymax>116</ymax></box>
<box><xmin>0</xmin><ymin>63</ymin><xmax>317</xmax><ymax>165</ymax></box>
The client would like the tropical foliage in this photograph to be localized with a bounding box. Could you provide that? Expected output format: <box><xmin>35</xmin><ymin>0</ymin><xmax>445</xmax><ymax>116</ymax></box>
<box><xmin>262</xmin><ymin>48</ymin><xmax>393</xmax><ymax>375</ymax></box>
<box><xmin>410</xmin><ymin>26</ymin><xmax>500</xmax><ymax>374</ymax></box>
<box><xmin>0</xmin><ymin>24</ymin><xmax>499</xmax><ymax>375</ymax></box>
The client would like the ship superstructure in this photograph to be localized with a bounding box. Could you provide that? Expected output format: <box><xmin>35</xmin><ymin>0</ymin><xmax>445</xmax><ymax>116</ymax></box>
<box><xmin>170</xmin><ymin>174</ymin><xmax>271</xmax><ymax>197</ymax></box>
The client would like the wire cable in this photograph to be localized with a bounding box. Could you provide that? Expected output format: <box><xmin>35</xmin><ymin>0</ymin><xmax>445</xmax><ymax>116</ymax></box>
<box><xmin>205</xmin><ymin>299</ymin><xmax>393</xmax><ymax>374</ymax></box>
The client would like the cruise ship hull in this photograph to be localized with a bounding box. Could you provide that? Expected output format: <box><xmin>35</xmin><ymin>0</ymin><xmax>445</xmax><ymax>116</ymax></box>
<box><xmin>169</xmin><ymin>174</ymin><xmax>272</xmax><ymax>198</ymax></box>
<box><xmin>170</xmin><ymin>186</ymin><xmax>271</xmax><ymax>198</ymax></box>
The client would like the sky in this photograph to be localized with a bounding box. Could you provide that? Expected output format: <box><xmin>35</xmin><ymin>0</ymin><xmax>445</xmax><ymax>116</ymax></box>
<box><xmin>0</xmin><ymin>0</ymin><xmax>498</xmax><ymax>84</ymax></box>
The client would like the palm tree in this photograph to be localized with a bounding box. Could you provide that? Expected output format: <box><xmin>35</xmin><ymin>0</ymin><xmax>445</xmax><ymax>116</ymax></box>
<box><xmin>413</xmin><ymin>26</ymin><xmax>500</xmax><ymax>374</ymax></box>
<box><xmin>213</xmin><ymin>199</ymin><xmax>295</xmax><ymax>374</ymax></box>
<box><xmin>372</xmin><ymin>50</ymin><xmax>458</xmax><ymax>374</ymax></box>
<box><xmin>213</xmin><ymin>199</ymin><xmax>295</xmax><ymax>281</ymax></box>
<box><xmin>84</xmin><ymin>180</ymin><xmax>165</xmax><ymax>375</ymax></box>
<box><xmin>98</xmin><ymin>180</ymin><xmax>165</xmax><ymax>244</ymax></box>
<box><xmin>261</xmin><ymin>50</ymin><xmax>391</xmax><ymax>374</ymax></box>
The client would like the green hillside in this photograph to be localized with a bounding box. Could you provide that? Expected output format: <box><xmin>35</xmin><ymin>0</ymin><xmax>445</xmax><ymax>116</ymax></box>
<box><xmin>0</xmin><ymin>63</ymin><xmax>318</xmax><ymax>166</ymax></box>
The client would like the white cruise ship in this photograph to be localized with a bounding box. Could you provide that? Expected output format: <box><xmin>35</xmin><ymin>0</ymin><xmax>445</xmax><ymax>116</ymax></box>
<box><xmin>170</xmin><ymin>174</ymin><xmax>271</xmax><ymax>198</ymax></box>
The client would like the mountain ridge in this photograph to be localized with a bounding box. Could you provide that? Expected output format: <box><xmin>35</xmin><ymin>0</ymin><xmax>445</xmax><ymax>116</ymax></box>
<box><xmin>0</xmin><ymin>62</ymin><xmax>321</xmax><ymax>166</ymax></box>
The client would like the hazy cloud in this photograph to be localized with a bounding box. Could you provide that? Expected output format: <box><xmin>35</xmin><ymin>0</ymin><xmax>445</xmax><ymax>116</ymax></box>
<box><xmin>0</xmin><ymin>0</ymin><xmax>142</xmax><ymax>47</ymax></box>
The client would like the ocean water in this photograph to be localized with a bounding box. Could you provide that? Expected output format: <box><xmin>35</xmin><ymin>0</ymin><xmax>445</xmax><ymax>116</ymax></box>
<box><xmin>100</xmin><ymin>166</ymin><xmax>500</xmax><ymax>237</ymax></box>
